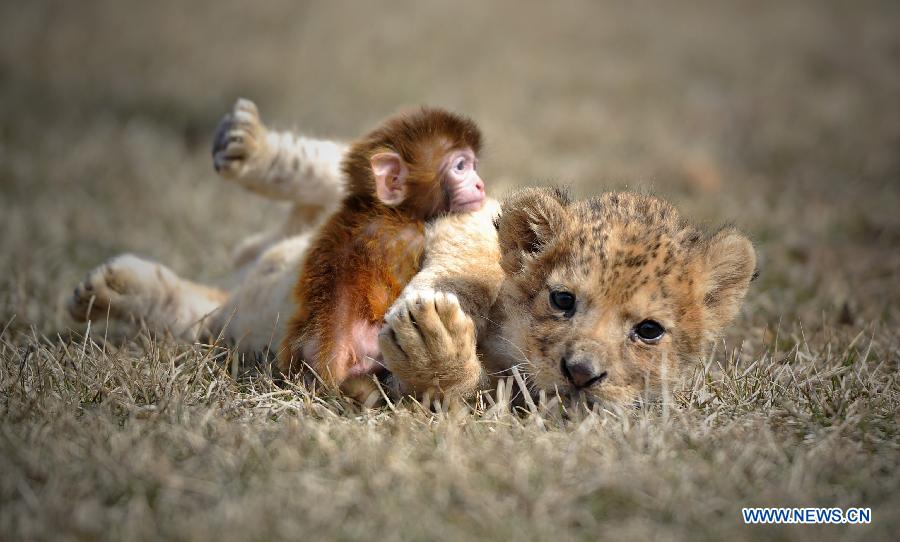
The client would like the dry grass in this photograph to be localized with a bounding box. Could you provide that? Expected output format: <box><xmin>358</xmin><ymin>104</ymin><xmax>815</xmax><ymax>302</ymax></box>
<box><xmin>1</xmin><ymin>1</ymin><xmax>898</xmax><ymax>540</ymax></box>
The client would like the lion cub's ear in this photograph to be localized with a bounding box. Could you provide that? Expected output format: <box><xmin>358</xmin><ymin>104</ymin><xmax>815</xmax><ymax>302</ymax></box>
<box><xmin>697</xmin><ymin>228</ymin><xmax>757</xmax><ymax>336</ymax></box>
<box><xmin>496</xmin><ymin>187</ymin><xmax>571</xmax><ymax>276</ymax></box>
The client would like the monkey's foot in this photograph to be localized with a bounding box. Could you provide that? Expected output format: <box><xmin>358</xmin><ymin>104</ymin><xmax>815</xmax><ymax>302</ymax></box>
<box><xmin>340</xmin><ymin>376</ymin><xmax>386</xmax><ymax>407</ymax></box>
<box><xmin>212</xmin><ymin>98</ymin><xmax>270</xmax><ymax>179</ymax></box>
<box><xmin>379</xmin><ymin>290</ymin><xmax>483</xmax><ymax>399</ymax></box>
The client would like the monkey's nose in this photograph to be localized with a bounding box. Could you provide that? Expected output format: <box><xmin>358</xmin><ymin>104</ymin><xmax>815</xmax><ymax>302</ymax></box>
<box><xmin>560</xmin><ymin>357</ymin><xmax>608</xmax><ymax>389</ymax></box>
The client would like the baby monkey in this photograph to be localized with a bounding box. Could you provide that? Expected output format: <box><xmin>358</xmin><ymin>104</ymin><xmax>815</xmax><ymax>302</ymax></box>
<box><xmin>280</xmin><ymin>107</ymin><xmax>485</xmax><ymax>396</ymax></box>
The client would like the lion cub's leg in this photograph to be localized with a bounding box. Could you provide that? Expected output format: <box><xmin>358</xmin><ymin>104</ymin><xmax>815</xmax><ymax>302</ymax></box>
<box><xmin>229</xmin><ymin>203</ymin><xmax>336</xmax><ymax>269</ymax></box>
<box><xmin>379</xmin><ymin>290</ymin><xmax>486</xmax><ymax>400</ymax></box>
<box><xmin>68</xmin><ymin>254</ymin><xmax>227</xmax><ymax>341</ymax></box>
<box><xmin>212</xmin><ymin>99</ymin><xmax>348</xmax><ymax>265</ymax></box>
<box><xmin>212</xmin><ymin>98</ymin><xmax>347</xmax><ymax>208</ymax></box>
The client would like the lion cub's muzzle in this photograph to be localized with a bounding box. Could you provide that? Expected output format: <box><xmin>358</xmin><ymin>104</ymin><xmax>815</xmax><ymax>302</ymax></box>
<box><xmin>560</xmin><ymin>355</ymin><xmax>608</xmax><ymax>389</ymax></box>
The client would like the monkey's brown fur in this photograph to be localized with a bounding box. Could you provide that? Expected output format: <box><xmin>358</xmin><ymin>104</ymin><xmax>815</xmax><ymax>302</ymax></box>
<box><xmin>279</xmin><ymin>107</ymin><xmax>482</xmax><ymax>391</ymax></box>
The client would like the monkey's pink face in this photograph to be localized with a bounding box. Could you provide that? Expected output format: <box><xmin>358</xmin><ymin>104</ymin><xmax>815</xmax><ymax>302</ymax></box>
<box><xmin>442</xmin><ymin>148</ymin><xmax>485</xmax><ymax>212</ymax></box>
<box><xmin>370</xmin><ymin>147</ymin><xmax>485</xmax><ymax>216</ymax></box>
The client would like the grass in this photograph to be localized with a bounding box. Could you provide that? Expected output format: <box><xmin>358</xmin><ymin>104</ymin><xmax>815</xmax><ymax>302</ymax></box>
<box><xmin>1</xmin><ymin>1</ymin><xmax>898</xmax><ymax>540</ymax></box>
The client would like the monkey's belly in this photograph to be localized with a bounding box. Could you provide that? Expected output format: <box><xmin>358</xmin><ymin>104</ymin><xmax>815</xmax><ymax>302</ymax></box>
<box><xmin>344</xmin><ymin>319</ymin><xmax>384</xmax><ymax>377</ymax></box>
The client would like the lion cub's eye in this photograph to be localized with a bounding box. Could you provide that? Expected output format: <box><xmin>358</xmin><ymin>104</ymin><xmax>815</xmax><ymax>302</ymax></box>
<box><xmin>550</xmin><ymin>291</ymin><xmax>576</xmax><ymax>314</ymax></box>
<box><xmin>634</xmin><ymin>320</ymin><xmax>665</xmax><ymax>343</ymax></box>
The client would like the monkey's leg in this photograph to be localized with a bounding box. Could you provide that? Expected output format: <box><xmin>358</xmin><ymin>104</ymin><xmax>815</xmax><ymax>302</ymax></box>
<box><xmin>68</xmin><ymin>254</ymin><xmax>226</xmax><ymax>341</ymax></box>
<box><xmin>212</xmin><ymin>98</ymin><xmax>348</xmax><ymax>207</ymax></box>
<box><xmin>282</xmin><ymin>305</ymin><xmax>384</xmax><ymax>403</ymax></box>
<box><xmin>316</xmin><ymin>325</ymin><xmax>386</xmax><ymax>405</ymax></box>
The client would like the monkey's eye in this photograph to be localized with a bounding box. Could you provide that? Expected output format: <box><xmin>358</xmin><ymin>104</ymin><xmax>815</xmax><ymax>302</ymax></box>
<box><xmin>454</xmin><ymin>158</ymin><xmax>467</xmax><ymax>171</ymax></box>
<box><xmin>633</xmin><ymin>320</ymin><xmax>665</xmax><ymax>343</ymax></box>
<box><xmin>550</xmin><ymin>291</ymin><xmax>576</xmax><ymax>315</ymax></box>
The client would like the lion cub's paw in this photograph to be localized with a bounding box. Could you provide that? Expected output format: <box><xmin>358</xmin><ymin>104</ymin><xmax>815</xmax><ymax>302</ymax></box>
<box><xmin>68</xmin><ymin>254</ymin><xmax>172</xmax><ymax>323</ymax></box>
<box><xmin>379</xmin><ymin>290</ymin><xmax>479</xmax><ymax>394</ymax></box>
<box><xmin>212</xmin><ymin>98</ymin><xmax>269</xmax><ymax>178</ymax></box>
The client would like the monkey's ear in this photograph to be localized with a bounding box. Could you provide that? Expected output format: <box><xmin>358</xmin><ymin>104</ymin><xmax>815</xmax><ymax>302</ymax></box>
<box><xmin>371</xmin><ymin>152</ymin><xmax>409</xmax><ymax>206</ymax></box>
<box><xmin>496</xmin><ymin>187</ymin><xmax>570</xmax><ymax>276</ymax></box>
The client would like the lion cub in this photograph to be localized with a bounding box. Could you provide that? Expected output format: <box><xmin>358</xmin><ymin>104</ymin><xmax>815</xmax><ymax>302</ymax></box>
<box><xmin>380</xmin><ymin>187</ymin><xmax>757</xmax><ymax>407</ymax></box>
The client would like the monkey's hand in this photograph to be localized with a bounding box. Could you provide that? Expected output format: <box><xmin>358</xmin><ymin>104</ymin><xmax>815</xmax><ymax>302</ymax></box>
<box><xmin>212</xmin><ymin>98</ymin><xmax>272</xmax><ymax>179</ymax></box>
<box><xmin>379</xmin><ymin>290</ymin><xmax>486</xmax><ymax>400</ymax></box>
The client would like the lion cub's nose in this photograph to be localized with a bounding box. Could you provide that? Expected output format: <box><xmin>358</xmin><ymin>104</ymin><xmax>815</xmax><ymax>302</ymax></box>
<box><xmin>561</xmin><ymin>357</ymin><xmax>608</xmax><ymax>389</ymax></box>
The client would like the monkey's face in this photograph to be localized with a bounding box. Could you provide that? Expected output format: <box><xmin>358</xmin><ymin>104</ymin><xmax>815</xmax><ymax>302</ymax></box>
<box><xmin>353</xmin><ymin>106</ymin><xmax>485</xmax><ymax>220</ymax></box>
<box><xmin>370</xmin><ymin>145</ymin><xmax>485</xmax><ymax>218</ymax></box>
<box><xmin>440</xmin><ymin>148</ymin><xmax>485</xmax><ymax>213</ymax></box>
<box><xmin>495</xmin><ymin>188</ymin><xmax>756</xmax><ymax>408</ymax></box>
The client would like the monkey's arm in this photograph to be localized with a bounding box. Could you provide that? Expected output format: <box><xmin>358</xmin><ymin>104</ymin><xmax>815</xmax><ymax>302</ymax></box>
<box><xmin>379</xmin><ymin>199</ymin><xmax>505</xmax><ymax>399</ymax></box>
<box><xmin>212</xmin><ymin>98</ymin><xmax>348</xmax><ymax>205</ymax></box>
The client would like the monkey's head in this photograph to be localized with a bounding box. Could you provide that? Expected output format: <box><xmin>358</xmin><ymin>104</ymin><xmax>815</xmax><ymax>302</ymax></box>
<box><xmin>343</xmin><ymin>107</ymin><xmax>485</xmax><ymax>219</ymax></box>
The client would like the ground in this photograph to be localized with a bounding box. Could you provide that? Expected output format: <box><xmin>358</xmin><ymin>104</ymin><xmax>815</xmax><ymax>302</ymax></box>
<box><xmin>1</xmin><ymin>1</ymin><xmax>898</xmax><ymax>540</ymax></box>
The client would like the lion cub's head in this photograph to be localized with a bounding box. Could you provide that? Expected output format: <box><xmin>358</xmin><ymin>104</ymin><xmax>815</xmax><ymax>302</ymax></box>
<box><xmin>494</xmin><ymin>187</ymin><xmax>756</xmax><ymax>407</ymax></box>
